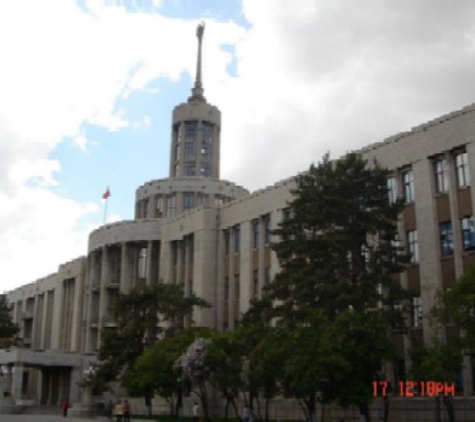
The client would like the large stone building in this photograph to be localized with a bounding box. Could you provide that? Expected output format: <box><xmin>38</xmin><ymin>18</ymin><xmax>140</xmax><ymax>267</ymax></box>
<box><xmin>3</xmin><ymin>24</ymin><xmax>475</xmax><ymax>417</ymax></box>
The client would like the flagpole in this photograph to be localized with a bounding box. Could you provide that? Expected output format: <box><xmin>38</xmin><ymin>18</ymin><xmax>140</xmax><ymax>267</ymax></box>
<box><xmin>103</xmin><ymin>198</ymin><xmax>108</xmax><ymax>225</ymax></box>
<box><xmin>102</xmin><ymin>186</ymin><xmax>110</xmax><ymax>225</ymax></box>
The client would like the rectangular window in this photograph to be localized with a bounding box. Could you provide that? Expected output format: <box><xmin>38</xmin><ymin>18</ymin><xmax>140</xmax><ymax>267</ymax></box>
<box><xmin>185</xmin><ymin>121</ymin><xmax>198</xmax><ymax>140</ymax></box>
<box><xmin>185</xmin><ymin>142</ymin><xmax>196</xmax><ymax>160</ymax></box>
<box><xmin>439</xmin><ymin>221</ymin><xmax>454</xmax><ymax>256</ymax></box>
<box><xmin>455</xmin><ymin>150</ymin><xmax>470</xmax><ymax>188</ymax></box>
<box><xmin>184</xmin><ymin>193</ymin><xmax>194</xmax><ymax>210</ymax></box>
<box><xmin>224</xmin><ymin>230</ymin><xmax>230</xmax><ymax>255</ymax></box>
<box><xmin>407</xmin><ymin>230</ymin><xmax>419</xmax><ymax>263</ymax></box>
<box><xmin>200</xmin><ymin>143</ymin><xmax>211</xmax><ymax>159</ymax></box>
<box><xmin>402</xmin><ymin>170</ymin><xmax>414</xmax><ymax>203</ymax></box>
<box><xmin>252</xmin><ymin>220</ymin><xmax>260</xmax><ymax>249</ymax></box>
<box><xmin>263</xmin><ymin>215</ymin><xmax>271</xmax><ymax>244</ymax></box>
<box><xmin>461</xmin><ymin>216</ymin><xmax>475</xmax><ymax>251</ymax></box>
<box><xmin>233</xmin><ymin>225</ymin><xmax>240</xmax><ymax>253</ymax></box>
<box><xmin>253</xmin><ymin>269</ymin><xmax>259</xmax><ymax>298</ymax></box>
<box><xmin>142</xmin><ymin>198</ymin><xmax>149</xmax><ymax>218</ymax></box>
<box><xmin>224</xmin><ymin>277</ymin><xmax>229</xmax><ymax>300</ymax></box>
<box><xmin>387</xmin><ymin>177</ymin><xmax>397</xmax><ymax>204</ymax></box>
<box><xmin>434</xmin><ymin>158</ymin><xmax>448</xmax><ymax>193</ymax></box>
<box><xmin>184</xmin><ymin>163</ymin><xmax>196</xmax><ymax>176</ymax></box>
<box><xmin>412</xmin><ymin>296</ymin><xmax>423</xmax><ymax>328</ymax></box>
<box><xmin>200</xmin><ymin>164</ymin><xmax>211</xmax><ymax>177</ymax></box>
<box><xmin>167</xmin><ymin>195</ymin><xmax>176</xmax><ymax>218</ymax></box>
<box><xmin>202</xmin><ymin>122</ymin><xmax>213</xmax><ymax>142</ymax></box>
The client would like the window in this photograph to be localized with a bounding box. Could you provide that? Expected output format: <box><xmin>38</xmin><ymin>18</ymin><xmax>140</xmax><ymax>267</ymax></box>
<box><xmin>387</xmin><ymin>177</ymin><xmax>397</xmax><ymax>204</ymax></box>
<box><xmin>402</xmin><ymin>170</ymin><xmax>414</xmax><ymax>203</ymax></box>
<box><xmin>142</xmin><ymin>198</ymin><xmax>149</xmax><ymax>218</ymax></box>
<box><xmin>174</xmin><ymin>164</ymin><xmax>180</xmax><ymax>177</ymax></box>
<box><xmin>224</xmin><ymin>277</ymin><xmax>229</xmax><ymax>300</ymax></box>
<box><xmin>252</xmin><ymin>220</ymin><xmax>260</xmax><ymax>249</ymax></box>
<box><xmin>215</xmin><ymin>196</ymin><xmax>223</xmax><ymax>207</ymax></box>
<box><xmin>184</xmin><ymin>193</ymin><xmax>194</xmax><ymax>210</ymax></box>
<box><xmin>461</xmin><ymin>216</ymin><xmax>475</xmax><ymax>251</ymax></box>
<box><xmin>184</xmin><ymin>163</ymin><xmax>196</xmax><ymax>176</ymax></box>
<box><xmin>439</xmin><ymin>221</ymin><xmax>454</xmax><ymax>256</ymax></box>
<box><xmin>434</xmin><ymin>158</ymin><xmax>448</xmax><ymax>193</ymax></box>
<box><xmin>156</xmin><ymin>196</ymin><xmax>163</xmax><ymax>217</ymax></box>
<box><xmin>174</xmin><ymin>143</ymin><xmax>180</xmax><ymax>160</ymax></box>
<box><xmin>407</xmin><ymin>230</ymin><xmax>419</xmax><ymax>263</ymax></box>
<box><xmin>185</xmin><ymin>121</ymin><xmax>198</xmax><ymax>140</ymax></box>
<box><xmin>202</xmin><ymin>122</ymin><xmax>213</xmax><ymax>142</ymax></box>
<box><xmin>234</xmin><ymin>273</ymin><xmax>240</xmax><ymax>299</ymax></box>
<box><xmin>412</xmin><ymin>296</ymin><xmax>423</xmax><ymax>328</ymax></box>
<box><xmin>223</xmin><ymin>230</ymin><xmax>230</xmax><ymax>255</ymax></box>
<box><xmin>253</xmin><ymin>270</ymin><xmax>259</xmax><ymax>298</ymax></box>
<box><xmin>167</xmin><ymin>195</ymin><xmax>176</xmax><ymax>218</ymax></box>
<box><xmin>265</xmin><ymin>266</ymin><xmax>271</xmax><ymax>284</ymax></box>
<box><xmin>263</xmin><ymin>216</ymin><xmax>271</xmax><ymax>244</ymax></box>
<box><xmin>455</xmin><ymin>150</ymin><xmax>470</xmax><ymax>188</ymax></box>
<box><xmin>201</xmin><ymin>143</ymin><xmax>211</xmax><ymax>159</ymax></box>
<box><xmin>200</xmin><ymin>164</ymin><xmax>211</xmax><ymax>177</ymax></box>
<box><xmin>233</xmin><ymin>225</ymin><xmax>240</xmax><ymax>253</ymax></box>
<box><xmin>185</xmin><ymin>142</ymin><xmax>196</xmax><ymax>160</ymax></box>
<box><xmin>138</xmin><ymin>248</ymin><xmax>147</xmax><ymax>279</ymax></box>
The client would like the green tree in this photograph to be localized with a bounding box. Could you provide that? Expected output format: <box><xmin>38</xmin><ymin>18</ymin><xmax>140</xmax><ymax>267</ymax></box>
<box><xmin>432</xmin><ymin>264</ymin><xmax>475</xmax><ymax>347</ymax></box>
<box><xmin>0</xmin><ymin>295</ymin><xmax>18</xmax><ymax>348</ymax></box>
<box><xmin>251</xmin><ymin>153</ymin><xmax>410</xmax><ymax>421</ymax></box>
<box><xmin>410</xmin><ymin>338</ymin><xmax>461</xmax><ymax>422</ymax></box>
<box><xmin>88</xmin><ymin>282</ymin><xmax>209</xmax><ymax>406</ymax></box>
<box><xmin>128</xmin><ymin>327</ymin><xmax>211</xmax><ymax>417</ymax></box>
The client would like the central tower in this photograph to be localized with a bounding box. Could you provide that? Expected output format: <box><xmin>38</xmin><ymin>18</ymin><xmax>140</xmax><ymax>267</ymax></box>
<box><xmin>169</xmin><ymin>22</ymin><xmax>221</xmax><ymax>181</ymax></box>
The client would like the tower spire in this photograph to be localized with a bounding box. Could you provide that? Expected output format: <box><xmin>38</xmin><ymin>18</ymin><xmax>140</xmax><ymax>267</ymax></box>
<box><xmin>190</xmin><ymin>21</ymin><xmax>205</xmax><ymax>101</ymax></box>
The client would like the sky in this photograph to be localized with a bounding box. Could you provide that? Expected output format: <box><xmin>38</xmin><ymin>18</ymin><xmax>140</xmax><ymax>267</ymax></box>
<box><xmin>2</xmin><ymin>0</ymin><xmax>475</xmax><ymax>292</ymax></box>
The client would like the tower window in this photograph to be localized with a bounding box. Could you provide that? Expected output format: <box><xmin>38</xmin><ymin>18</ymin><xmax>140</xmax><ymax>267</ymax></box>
<box><xmin>185</xmin><ymin>142</ymin><xmax>196</xmax><ymax>160</ymax></box>
<box><xmin>201</xmin><ymin>164</ymin><xmax>211</xmax><ymax>177</ymax></box>
<box><xmin>252</xmin><ymin>220</ymin><xmax>260</xmax><ymax>249</ymax></box>
<box><xmin>202</xmin><ymin>122</ymin><xmax>213</xmax><ymax>142</ymax></box>
<box><xmin>184</xmin><ymin>163</ymin><xmax>196</xmax><ymax>176</ymax></box>
<box><xmin>201</xmin><ymin>143</ymin><xmax>211</xmax><ymax>159</ymax></box>
<box><xmin>185</xmin><ymin>121</ymin><xmax>198</xmax><ymax>140</ymax></box>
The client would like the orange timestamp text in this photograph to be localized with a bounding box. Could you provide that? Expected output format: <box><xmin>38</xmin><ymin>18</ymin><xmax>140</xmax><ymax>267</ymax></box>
<box><xmin>372</xmin><ymin>380</ymin><xmax>455</xmax><ymax>397</ymax></box>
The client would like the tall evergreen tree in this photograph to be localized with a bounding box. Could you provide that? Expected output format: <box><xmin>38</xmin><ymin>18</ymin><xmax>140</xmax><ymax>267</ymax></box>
<box><xmin>267</xmin><ymin>152</ymin><xmax>409</xmax><ymax>324</ymax></box>
<box><xmin>249</xmin><ymin>152</ymin><xmax>411</xmax><ymax>422</ymax></box>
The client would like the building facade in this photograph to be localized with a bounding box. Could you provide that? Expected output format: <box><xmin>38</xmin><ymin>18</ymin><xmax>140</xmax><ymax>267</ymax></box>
<box><xmin>3</xmin><ymin>24</ymin><xmax>475</xmax><ymax>416</ymax></box>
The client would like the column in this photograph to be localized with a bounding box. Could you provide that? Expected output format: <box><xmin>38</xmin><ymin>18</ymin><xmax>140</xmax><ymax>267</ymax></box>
<box><xmin>146</xmin><ymin>241</ymin><xmax>155</xmax><ymax>285</ymax></box>
<box><xmin>120</xmin><ymin>243</ymin><xmax>133</xmax><ymax>293</ymax></box>
<box><xmin>11</xmin><ymin>364</ymin><xmax>24</xmax><ymax>401</ymax></box>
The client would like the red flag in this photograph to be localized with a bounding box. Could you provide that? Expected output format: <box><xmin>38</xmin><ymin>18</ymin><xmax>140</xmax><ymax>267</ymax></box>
<box><xmin>102</xmin><ymin>187</ymin><xmax>111</xmax><ymax>200</ymax></box>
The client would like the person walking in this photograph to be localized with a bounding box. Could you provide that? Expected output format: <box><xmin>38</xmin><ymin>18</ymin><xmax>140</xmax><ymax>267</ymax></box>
<box><xmin>123</xmin><ymin>399</ymin><xmax>131</xmax><ymax>422</ymax></box>
<box><xmin>192</xmin><ymin>401</ymin><xmax>200</xmax><ymax>422</ymax></box>
<box><xmin>115</xmin><ymin>399</ymin><xmax>124</xmax><ymax>422</ymax></box>
<box><xmin>61</xmin><ymin>398</ymin><xmax>69</xmax><ymax>417</ymax></box>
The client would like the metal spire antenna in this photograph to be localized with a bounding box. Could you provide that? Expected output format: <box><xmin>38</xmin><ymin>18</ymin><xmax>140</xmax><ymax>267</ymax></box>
<box><xmin>191</xmin><ymin>21</ymin><xmax>205</xmax><ymax>100</ymax></box>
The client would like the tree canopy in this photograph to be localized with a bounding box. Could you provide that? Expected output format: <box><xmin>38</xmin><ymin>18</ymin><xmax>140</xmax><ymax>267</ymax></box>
<box><xmin>0</xmin><ymin>294</ymin><xmax>18</xmax><ymax>348</ymax></box>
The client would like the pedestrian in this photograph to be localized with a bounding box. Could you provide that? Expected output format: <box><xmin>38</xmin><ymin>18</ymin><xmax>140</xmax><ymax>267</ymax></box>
<box><xmin>242</xmin><ymin>405</ymin><xmax>250</xmax><ymax>422</ymax></box>
<box><xmin>115</xmin><ymin>399</ymin><xmax>124</xmax><ymax>422</ymax></box>
<box><xmin>61</xmin><ymin>398</ymin><xmax>69</xmax><ymax>417</ymax></box>
<box><xmin>123</xmin><ymin>399</ymin><xmax>131</xmax><ymax>422</ymax></box>
<box><xmin>192</xmin><ymin>401</ymin><xmax>200</xmax><ymax>422</ymax></box>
